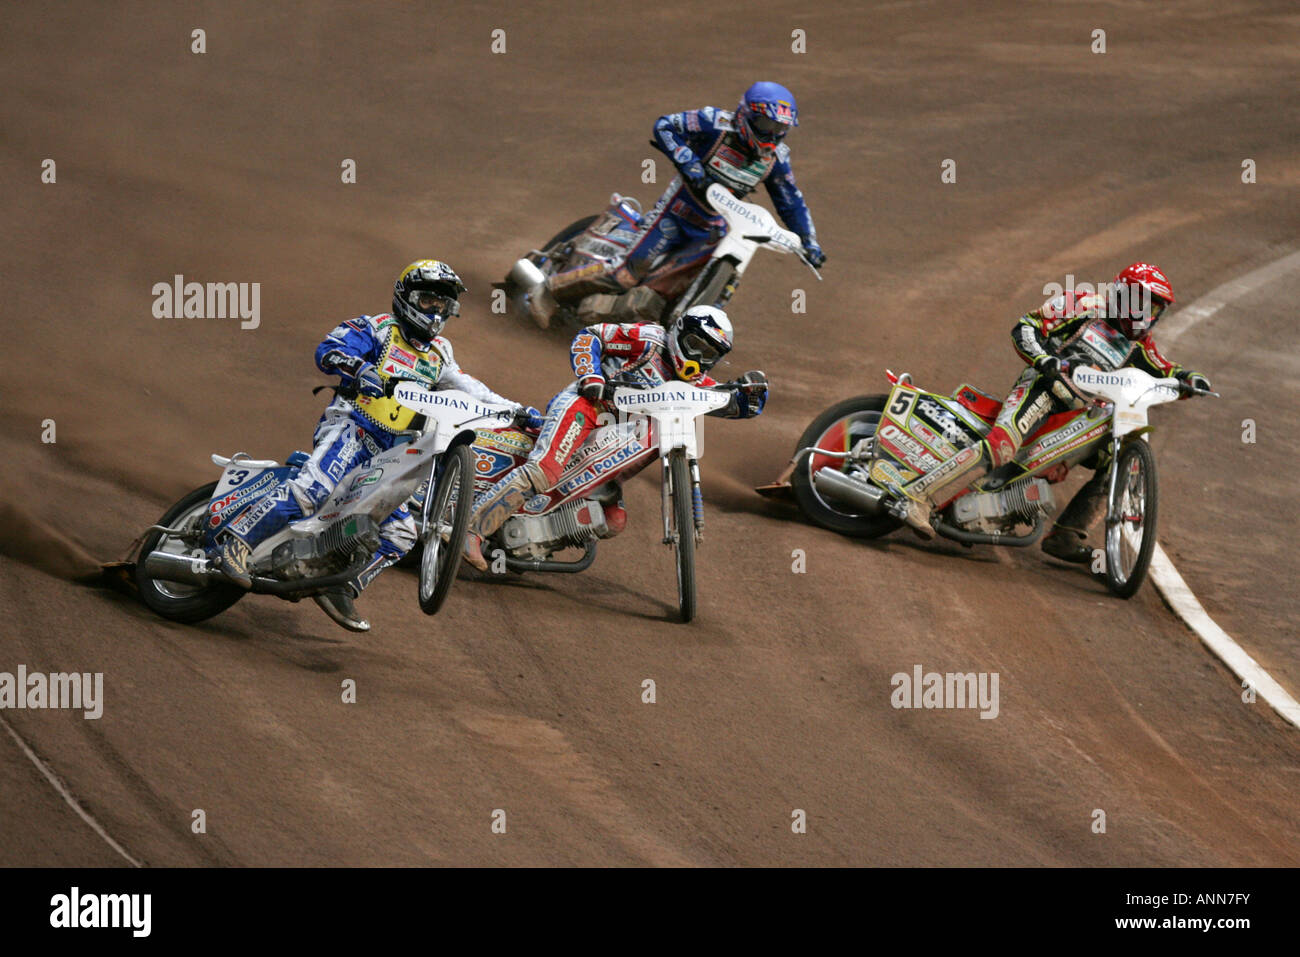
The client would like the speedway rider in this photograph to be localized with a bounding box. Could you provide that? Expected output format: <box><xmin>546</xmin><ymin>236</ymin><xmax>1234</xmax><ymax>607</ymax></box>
<box><xmin>525</xmin><ymin>82</ymin><xmax>825</xmax><ymax>328</ymax></box>
<box><xmin>463</xmin><ymin>305</ymin><xmax>769</xmax><ymax>569</ymax></box>
<box><xmin>210</xmin><ymin>260</ymin><xmax>541</xmax><ymax>631</ymax></box>
<box><xmin>893</xmin><ymin>262</ymin><xmax>1211</xmax><ymax>559</ymax></box>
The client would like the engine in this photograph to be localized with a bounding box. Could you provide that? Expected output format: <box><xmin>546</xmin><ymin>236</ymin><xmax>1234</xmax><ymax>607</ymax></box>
<box><xmin>267</xmin><ymin>514</ymin><xmax>380</xmax><ymax>580</ymax></box>
<box><xmin>951</xmin><ymin>478</ymin><xmax>1056</xmax><ymax>533</ymax></box>
<box><xmin>500</xmin><ymin>500</ymin><xmax>609</xmax><ymax>561</ymax></box>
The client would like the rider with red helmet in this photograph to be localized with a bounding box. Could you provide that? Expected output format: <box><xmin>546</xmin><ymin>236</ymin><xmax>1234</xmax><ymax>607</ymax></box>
<box><xmin>894</xmin><ymin>262</ymin><xmax>1211</xmax><ymax>559</ymax></box>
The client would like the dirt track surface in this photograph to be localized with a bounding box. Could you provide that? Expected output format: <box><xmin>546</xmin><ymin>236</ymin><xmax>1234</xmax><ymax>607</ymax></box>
<box><xmin>1</xmin><ymin>1</ymin><xmax>1297</xmax><ymax>865</ymax></box>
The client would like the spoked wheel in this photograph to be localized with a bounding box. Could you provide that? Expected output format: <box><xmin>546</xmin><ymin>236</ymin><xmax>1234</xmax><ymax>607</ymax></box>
<box><xmin>134</xmin><ymin>482</ymin><xmax>244</xmax><ymax>623</ymax></box>
<box><xmin>667</xmin><ymin>449</ymin><xmax>697</xmax><ymax>623</ymax></box>
<box><xmin>418</xmin><ymin>444</ymin><xmax>474</xmax><ymax>615</ymax></box>
<box><xmin>1104</xmin><ymin>439</ymin><xmax>1159</xmax><ymax>599</ymax></box>
<box><xmin>790</xmin><ymin>395</ymin><xmax>902</xmax><ymax>538</ymax></box>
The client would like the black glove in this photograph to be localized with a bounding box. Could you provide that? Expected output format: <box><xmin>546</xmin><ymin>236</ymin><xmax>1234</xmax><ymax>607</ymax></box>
<box><xmin>803</xmin><ymin>240</ymin><xmax>826</xmax><ymax>269</ymax></box>
<box><xmin>1033</xmin><ymin>355</ymin><xmax>1064</xmax><ymax>382</ymax></box>
<box><xmin>1181</xmin><ymin>372</ymin><xmax>1212</xmax><ymax>393</ymax></box>
<box><xmin>578</xmin><ymin>376</ymin><xmax>610</xmax><ymax>403</ymax></box>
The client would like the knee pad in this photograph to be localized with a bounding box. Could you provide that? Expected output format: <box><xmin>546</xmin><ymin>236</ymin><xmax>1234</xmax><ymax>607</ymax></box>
<box><xmin>378</xmin><ymin>511</ymin><xmax>417</xmax><ymax>557</ymax></box>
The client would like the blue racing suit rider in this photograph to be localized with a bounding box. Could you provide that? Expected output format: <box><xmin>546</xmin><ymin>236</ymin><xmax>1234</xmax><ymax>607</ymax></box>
<box><xmin>210</xmin><ymin>260</ymin><xmax>540</xmax><ymax>632</ymax></box>
<box><xmin>527</xmin><ymin>81</ymin><xmax>825</xmax><ymax>328</ymax></box>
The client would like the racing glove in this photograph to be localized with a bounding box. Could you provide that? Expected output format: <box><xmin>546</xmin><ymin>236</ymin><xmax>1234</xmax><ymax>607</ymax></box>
<box><xmin>578</xmin><ymin>375</ymin><xmax>610</xmax><ymax>403</ymax></box>
<box><xmin>1179</xmin><ymin>371</ymin><xmax>1212</xmax><ymax>393</ymax></box>
<box><xmin>516</xmin><ymin>405</ymin><xmax>545</xmax><ymax>431</ymax></box>
<box><xmin>803</xmin><ymin>239</ymin><xmax>826</xmax><ymax>269</ymax></box>
<box><xmin>1033</xmin><ymin>354</ymin><xmax>1065</xmax><ymax>383</ymax></box>
<box><xmin>353</xmin><ymin>362</ymin><xmax>386</xmax><ymax>399</ymax></box>
<box><xmin>680</xmin><ymin>160</ymin><xmax>708</xmax><ymax>187</ymax></box>
<box><xmin>729</xmin><ymin>370</ymin><xmax>769</xmax><ymax>418</ymax></box>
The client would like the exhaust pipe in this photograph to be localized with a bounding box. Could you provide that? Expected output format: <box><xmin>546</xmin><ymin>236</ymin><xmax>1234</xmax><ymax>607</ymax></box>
<box><xmin>812</xmin><ymin>469</ymin><xmax>887</xmax><ymax>514</ymax></box>
<box><xmin>508</xmin><ymin>258</ymin><xmax>546</xmax><ymax>290</ymax></box>
<box><xmin>142</xmin><ymin>549</ymin><xmax>214</xmax><ymax>585</ymax></box>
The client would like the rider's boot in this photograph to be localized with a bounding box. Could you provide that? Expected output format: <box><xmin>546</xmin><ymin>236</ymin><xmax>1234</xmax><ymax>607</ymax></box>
<box><xmin>894</xmin><ymin>440</ymin><xmax>995</xmax><ymax>540</ymax></box>
<box><xmin>212</xmin><ymin>531</ymin><xmax>254</xmax><ymax>589</ymax></box>
<box><xmin>209</xmin><ymin>489</ymin><xmax>302</xmax><ymax>588</ymax></box>
<box><xmin>1041</xmin><ymin>470</ymin><xmax>1108</xmax><ymax>564</ymax></box>
<box><xmin>463</xmin><ymin>469</ymin><xmax>537</xmax><ymax>571</ymax></box>
<box><xmin>529</xmin><ymin>262</ymin><xmax>614</xmax><ymax>330</ymax></box>
<box><xmin>312</xmin><ymin>550</ymin><xmax>400</xmax><ymax>633</ymax></box>
<box><xmin>526</xmin><ymin>282</ymin><xmax>559</xmax><ymax>330</ymax></box>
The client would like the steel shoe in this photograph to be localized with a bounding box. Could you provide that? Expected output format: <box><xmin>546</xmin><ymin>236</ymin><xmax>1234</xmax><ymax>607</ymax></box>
<box><xmin>1041</xmin><ymin>528</ymin><xmax>1093</xmax><ymax>565</ymax></box>
<box><xmin>313</xmin><ymin>587</ymin><xmax>370</xmax><ymax>632</ymax></box>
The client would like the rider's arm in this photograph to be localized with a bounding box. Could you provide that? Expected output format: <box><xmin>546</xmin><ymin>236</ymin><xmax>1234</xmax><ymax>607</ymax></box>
<box><xmin>316</xmin><ymin>317</ymin><xmax>380</xmax><ymax>378</ymax></box>
<box><xmin>1012</xmin><ymin>311</ymin><xmax>1054</xmax><ymax>365</ymax></box>
<box><xmin>1011</xmin><ymin>292</ymin><xmax>1098</xmax><ymax>365</ymax></box>
<box><xmin>431</xmin><ymin>337</ymin><xmax>519</xmax><ymax>407</ymax></box>
<box><xmin>571</xmin><ymin>326</ymin><xmax>606</xmax><ymax>393</ymax></box>
<box><xmin>764</xmin><ymin>145</ymin><xmax>818</xmax><ymax>248</ymax></box>
<box><xmin>1129</xmin><ymin>334</ymin><xmax>1206</xmax><ymax>397</ymax></box>
<box><xmin>651</xmin><ymin>107</ymin><xmax>720</xmax><ymax>177</ymax></box>
<box><xmin>705</xmin><ymin>371</ymin><xmax>768</xmax><ymax>419</ymax></box>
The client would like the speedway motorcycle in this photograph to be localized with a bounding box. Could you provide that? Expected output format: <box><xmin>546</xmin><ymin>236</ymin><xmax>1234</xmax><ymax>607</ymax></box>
<box><xmin>760</xmin><ymin>364</ymin><xmax>1217</xmax><ymax>598</ymax></box>
<box><xmin>131</xmin><ymin>382</ymin><xmax>517</xmax><ymax>624</ymax></box>
<box><xmin>467</xmin><ymin>380</ymin><xmax>732</xmax><ymax>622</ymax></box>
<box><xmin>501</xmin><ymin>181</ymin><xmax>821</xmax><ymax>328</ymax></box>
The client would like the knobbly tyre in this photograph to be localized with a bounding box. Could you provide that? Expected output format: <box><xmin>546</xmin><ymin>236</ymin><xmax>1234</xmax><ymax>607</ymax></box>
<box><xmin>467</xmin><ymin>379</ymin><xmax>731</xmax><ymax>623</ymax></box>
<box><xmin>761</xmin><ymin>365</ymin><xmax>1218</xmax><ymax>598</ymax></box>
<box><xmin>131</xmin><ymin>381</ymin><xmax>519</xmax><ymax>624</ymax></box>
<box><xmin>499</xmin><ymin>182</ymin><xmax>821</xmax><ymax>330</ymax></box>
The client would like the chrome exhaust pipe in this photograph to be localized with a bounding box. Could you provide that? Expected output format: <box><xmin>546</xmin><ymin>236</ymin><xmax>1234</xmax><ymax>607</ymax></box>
<box><xmin>142</xmin><ymin>550</ymin><xmax>214</xmax><ymax>585</ymax></box>
<box><xmin>508</xmin><ymin>258</ymin><xmax>546</xmax><ymax>290</ymax></box>
<box><xmin>812</xmin><ymin>469</ymin><xmax>887</xmax><ymax>514</ymax></box>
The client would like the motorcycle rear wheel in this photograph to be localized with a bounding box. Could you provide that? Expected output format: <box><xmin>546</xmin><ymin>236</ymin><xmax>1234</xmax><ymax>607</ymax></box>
<box><xmin>539</xmin><ymin>215</ymin><xmax>598</xmax><ymax>267</ymax></box>
<box><xmin>790</xmin><ymin>395</ymin><xmax>902</xmax><ymax>538</ymax></box>
<box><xmin>135</xmin><ymin>482</ymin><xmax>245</xmax><ymax>623</ymax></box>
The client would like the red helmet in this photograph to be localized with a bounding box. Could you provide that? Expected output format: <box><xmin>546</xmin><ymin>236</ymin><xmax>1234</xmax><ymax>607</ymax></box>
<box><xmin>1113</xmin><ymin>261</ymin><xmax>1174</xmax><ymax>337</ymax></box>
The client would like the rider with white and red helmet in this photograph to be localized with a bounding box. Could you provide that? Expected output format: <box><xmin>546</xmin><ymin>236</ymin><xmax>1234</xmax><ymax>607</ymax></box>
<box><xmin>894</xmin><ymin>262</ymin><xmax>1211</xmax><ymax>558</ymax></box>
<box><xmin>463</xmin><ymin>305</ymin><xmax>769</xmax><ymax>569</ymax></box>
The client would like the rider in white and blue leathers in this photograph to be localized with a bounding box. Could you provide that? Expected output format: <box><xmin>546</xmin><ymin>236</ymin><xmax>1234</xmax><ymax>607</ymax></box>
<box><xmin>211</xmin><ymin>260</ymin><xmax>539</xmax><ymax>632</ymax></box>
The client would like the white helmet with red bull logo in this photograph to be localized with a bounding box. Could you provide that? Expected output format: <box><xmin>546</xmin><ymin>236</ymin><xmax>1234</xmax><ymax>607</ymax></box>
<box><xmin>668</xmin><ymin>305</ymin><xmax>734</xmax><ymax>381</ymax></box>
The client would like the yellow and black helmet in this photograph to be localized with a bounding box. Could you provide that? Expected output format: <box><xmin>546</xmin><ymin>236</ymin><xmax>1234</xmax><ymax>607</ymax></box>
<box><xmin>393</xmin><ymin>260</ymin><xmax>467</xmax><ymax>343</ymax></box>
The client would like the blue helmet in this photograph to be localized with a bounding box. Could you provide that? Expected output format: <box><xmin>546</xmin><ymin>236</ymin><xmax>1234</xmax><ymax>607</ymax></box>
<box><xmin>737</xmin><ymin>81</ymin><xmax>798</xmax><ymax>153</ymax></box>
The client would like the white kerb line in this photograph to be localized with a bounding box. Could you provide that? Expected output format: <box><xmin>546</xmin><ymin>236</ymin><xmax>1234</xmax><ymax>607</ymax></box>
<box><xmin>1150</xmin><ymin>248</ymin><xmax>1300</xmax><ymax>729</ymax></box>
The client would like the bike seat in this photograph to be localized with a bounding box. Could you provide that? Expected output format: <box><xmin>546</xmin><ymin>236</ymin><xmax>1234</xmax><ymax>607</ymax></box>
<box><xmin>953</xmin><ymin>384</ymin><xmax>1003</xmax><ymax>421</ymax></box>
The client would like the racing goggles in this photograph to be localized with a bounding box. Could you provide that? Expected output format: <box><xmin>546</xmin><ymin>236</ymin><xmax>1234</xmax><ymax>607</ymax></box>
<box><xmin>682</xmin><ymin>331</ymin><xmax>727</xmax><ymax>366</ymax></box>
<box><xmin>747</xmin><ymin>111</ymin><xmax>788</xmax><ymax>138</ymax></box>
<box><xmin>411</xmin><ymin>289</ymin><xmax>458</xmax><ymax>317</ymax></box>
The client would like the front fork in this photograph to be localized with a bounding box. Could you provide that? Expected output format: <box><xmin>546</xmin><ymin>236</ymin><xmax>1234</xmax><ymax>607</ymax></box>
<box><xmin>1103</xmin><ymin>435</ymin><xmax>1123</xmax><ymax>528</ymax></box>
<box><xmin>661</xmin><ymin>456</ymin><xmax>705</xmax><ymax>546</ymax></box>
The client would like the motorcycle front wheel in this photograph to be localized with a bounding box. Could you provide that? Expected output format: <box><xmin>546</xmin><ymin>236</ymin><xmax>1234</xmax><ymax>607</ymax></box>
<box><xmin>668</xmin><ymin>449</ymin><xmax>697</xmax><ymax>623</ymax></box>
<box><xmin>418</xmin><ymin>444</ymin><xmax>474</xmax><ymax>615</ymax></box>
<box><xmin>1104</xmin><ymin>439</ymin><xmax>1158</xmax><ymax>599</ymax></box>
